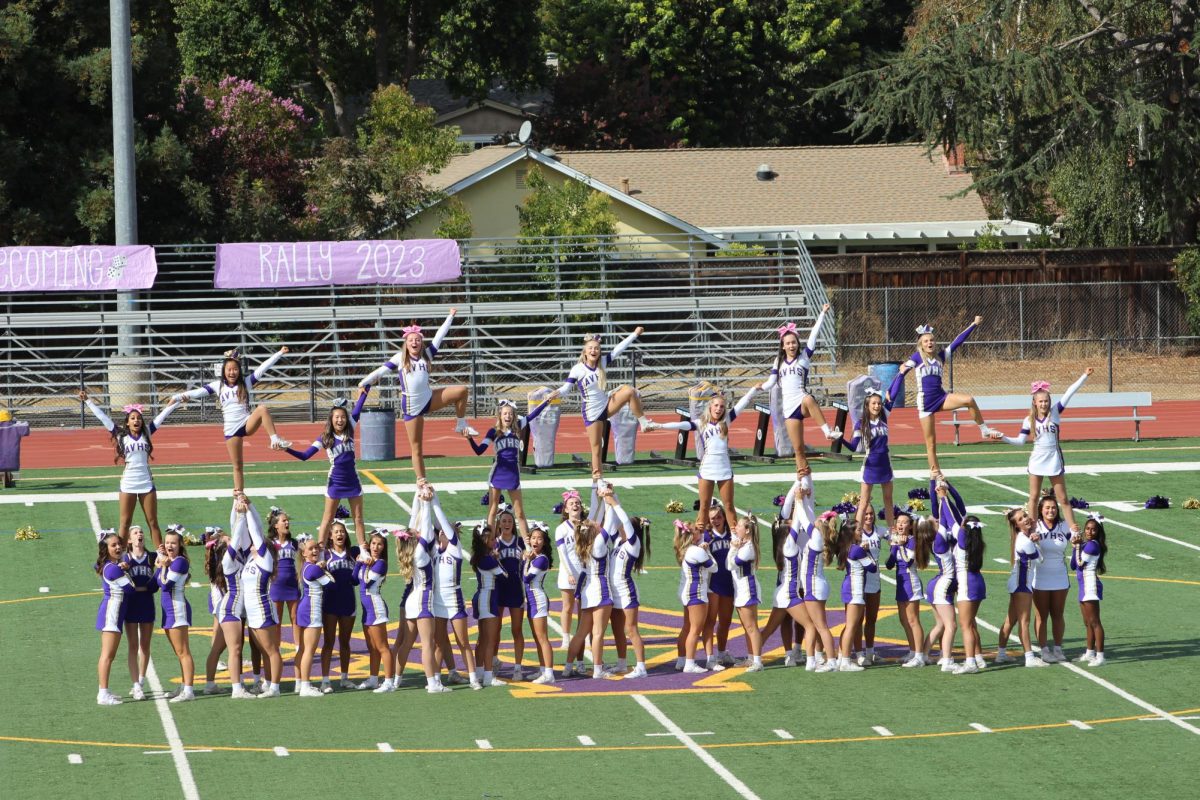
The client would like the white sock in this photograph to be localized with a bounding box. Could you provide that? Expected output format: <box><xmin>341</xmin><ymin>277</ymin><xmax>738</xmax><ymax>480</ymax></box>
<box><xmin>1083</xmin><ymin>649</ymin><xmax>1095</xmax><ymax>658</ymax></box>
<box><xmin>1094</xmin><ymin>651</ymin><xmax>1104</xmax><ymax>658</ymax></box>
<box><xmin>752</xmin><ymin>656</ymin><xmax>762</xmax><ymax>666</ymax></box>
<box><xmin>1024</xmin><ymin>651</ymin><xmax>1036</xmax><ymax>660</ymax></box>
<box><xmin>821</xmin><ymin>423</ymin><xmax>833</xmax><ymax>436</ymax></box>
<box><xmin>805</xmin><ymin>656</ymin><xmax>815</xmax><ymax>668</ymax></box>
<box><xmin>426</xmin><ymin>676</ymin><xmax>438</xmax><ymax>689</ymax></box>
<box><xmin>592</xmin><ymin>666</ymin><xmax>604</xmax><ymax>678</ymax></box>
<box><xmin>543</xmin><ymin>667</ymin><xmax>554</xmax><ymax>679</ymax></box>
<box><xmin>636</xmin><ymin>661</ymin><xmax>646</xmax><ymax>671</ymax></box>
<box><xmin>456</xmin><ymin>416</ymin><xmax>467</xmax><ymax>426</ymax></box>
<box><xmin>816</xmin><ymin>651</ymin><xmax>826</xmax><ymax>663</ymax></box>
<box><xmin>684</xmin><ymin>659</ymin><xmax>697</xmax><ymax>670</ymax></box>
<box><xmin>975</xmin><ymin>655</ymin><xmax>986</xmax><ymax>667</ymax></box>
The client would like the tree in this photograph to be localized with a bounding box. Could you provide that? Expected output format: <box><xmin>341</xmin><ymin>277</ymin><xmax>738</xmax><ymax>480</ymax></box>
<box><xmin>819</xmin><ymin>0</ymin><xmax>1200</xmax><ymax>244</ymax></box>
<box><xmin>540</xmin><ymin>56</ymin><xmax>682</xmax><ymax>149</ymax></box>
<box><xmin>304</xmin><ymin>85</ymin><xmax>462</xmax><ymax>239</ymax></box>
<box><xmin>541</xmin><ymin>0</ymin><xmax>874</xmax><ymax>146</ymax></box>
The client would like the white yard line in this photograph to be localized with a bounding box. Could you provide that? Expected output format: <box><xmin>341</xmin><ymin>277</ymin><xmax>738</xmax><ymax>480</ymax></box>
<box><xmin>872</xmin><ymin>726</ymin><xmax>894</xmax><ymax>737</ymax></box>
<box><xmin>632</xmin><ymin>694</ymin><xmax>762</xmax><ymax>800</ymax></box>
<box><xmin>11</xmin><ymin>461</ymin><xmax>1198</xmax><ymax>506</ymax></box>
<box><xmin>87</xmin><ymin>501</ymin><xmax>200</xmax><ymax>800</ymax></box>
<box><xmin>970</xmin><ymin>475</ymin><xmax>1200</xmax><ymax>553</ymax></box>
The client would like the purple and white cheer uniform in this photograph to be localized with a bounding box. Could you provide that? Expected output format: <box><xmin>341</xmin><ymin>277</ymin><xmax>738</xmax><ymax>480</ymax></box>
<box><xmin>179</xmin><ymin>350</ymin><xmax>284</xmax><ymax>438</ymax></box>
<box><xmin>157</xmin><ymin>556</ymin><xmax>192</xmax><ymax>629</ymax></box>
<box><xmin>85</xmin><ymin>399</ymin><xmax>179</xmax><ymax>494</ymax></box>
<box><xmin>468</xmin><ymin>400</ymin><xmax>550</xmax><ymax>491</ymax></box>
<box><xmin>96</xmin><ymin>562</ymin><xmax>133</xmax><ymax>632</ymax></box>
<box><xmin>762</xmin><ymin>306</ymin><xmax>829</xmax><ymax>420</ymax></box>
<box><xmin>285</xmin><ymin>390</ymin><xmax>369</xmax><ymax>498</ymax></box>
<box><xmin>556</xmin><ymin>332</ymin><xmax>639</xmax><ymax>427</ymax></box>
<box><xmin>359</xmin><ymin>313</ymin><xmax>453</xmax><ymax>421</ymax></box>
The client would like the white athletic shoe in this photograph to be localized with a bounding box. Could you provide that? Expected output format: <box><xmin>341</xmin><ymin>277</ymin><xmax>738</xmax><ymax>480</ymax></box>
<box><xmin>372</xmin><ymin>680</ymin><xmax>396</xmax><ymax>694</ymax></box>
<box><xmin>825</xmin><ymin>427</ymin><xmax>842</xmax><ymax>441</ymax></box>
<box><xmin>978</xmin><ymin>425</ymin><xmax>995</xmax><ymax>439</ymax></box>
<box><xmin>444</xmin><ymin>671</ymin><xmax>469</xmax><ymax>686</ymax></box>
<box><xmin>1024</xmin><ymin>656</ymin><xmax>1049</xmax><ymax>668</ymax></box>
<box><xmin>784</xmin><ymin>652</ymin><xmax>798</xmax><ymax>667</ymax></box>
<box><xmin>952</xmin><ymin>662</ymin><xmax>980</xmax><ymax>675</ymax></box>
<box><xmin>130</xmin><ymin>683</ymin><xmax>145</xmax><ymax>701</ymax></box>
<box><xmin>705</xmin><ymin>659</ymin><xmax>726</xmax><ymax>673</ymax></box>
<box><xmin>169</xmin><ymin>686</ymin><xmax>196</xmax><ymax>703</ymax></box>
<box><xmin>814</xmin><ymin>660</ymin><xmax>838</xmax><ymax>673</ymax></box>
<box><xmin>561</xmin><ymin>663</ymin><xmax>575</xmax><ymax>678</ymax></box>
<box><xmin>269</xmin><ymin>436</ymin><xmax>291</xmax><ymax>451</ymax></box>
<box><xmin>901</xmin><ymin>656</ymin><xmax>923</xmax><ymax>668</ymax></box>
<box><xmin>320</xmin><ymin>679</ymin><xmax>333</xmax><ymax>694</ymax></box>
<box><xmin>97</xmin><ymin>691</ymin><xmax>123</xmax><ymax>706</ymax></box>
<box><xmin>1053</xmin><ymin>646</ymin><xmax>1066</xmax><ymax>661</ymax></box>
<box><xmin>231</xmin><ymin>684</ymin><xmax>251</xmax><ymax>699</ymax></box>
<box><xmin>426</xmin><ymin>684</ymin><xmax>452</xmax><ymax>694</ymax></box>
<box><xmin>469</xmin><ymin>679</ymin><xmax>483</xmax><ymax>691</ymax></box>
<box><xmin>838</xmin><ymin>661</ymin><xmax>865</xmax><ymax>673</ymax></box>
<box><xmin>994</xmin><ymin>652</ymin><xmax>1015</xmax><ymax>664</ymax></box>
<box><xmin>257</xmin><ymin>685</ymin><xmax>280</xmax><ymax>699</ymax></box>
<box><xmin>248</xmin><ymin>678</ymin><xmax>264</xmax><ymax>695</ymax></box>
<box><xmin>682</xmin><ymin>664</ymin><xmax>708</xmax><ymax>674</ymax></box>
<box><xmin>511</xmin><ymin>666</ymin><xmax>525</xmax><ymax>682</ymax></box>
<box><xmin>1039</xmin><ymin>649</ymin><xmax>1060</xmax><ymax>664</ymax></box>
<box><xmin>640</xmin><ymin>419</ymin><xmax>661</xmax><ymax>432</ymax></box>
<box><xmin>216</xmin><ymin>660</ymin><xmax>227</xmax><ymax>671</ymax></box>
<box><xmin>744</xmin><ymin>662</ymin><xmax>765</xmax><ymax>673</ymax></box>
<box><xmin>339</xmin><ymin>676</ymin><xmax>355</xmax><ymax>689</ymax></box>
<box><xmin>1075</xmin><ymin>652</ymin><xmax>1096</xmax><ymax>664</ymax></box>
<box><xmin>299</xmin><ymin>685</ymin><xmax>324</xmax><ymax>698</ymax></box>
<box><xmin>624</xmin><ymin>665</ymin><xmax>649</xmax><ymax>679</ymax></box>
<box><xmin>717</xmin><ymin>652</ymin><xmax>736</xmax><ymax>668</ymax></box>
<box><xmin>940</xmin><ymin>660</ymin><xmax>957</xmax><ymax>673</ymax></box>
<box><xmin>531</xmin><ymin>672</ymin><xmax>556</xmax><ymax>685</ymax></box>
<box><xmin>454</xmin><ymin>419</ymin><xmax>480</xmax><ymax>437</ymax></box>
<box><xmin>358</xmin><ymin>676</ymin><xmax>379</xmax><ymax>690</ymax></box>
<box><xmin>486</xmin><ymin>676</ymin><xmax>507</xmax><ymax>687</ymax></box>
<box><xmin>1089</xmin><ymin>655</ymin><xmax>1106</xmax><ymax>667</ymax></box>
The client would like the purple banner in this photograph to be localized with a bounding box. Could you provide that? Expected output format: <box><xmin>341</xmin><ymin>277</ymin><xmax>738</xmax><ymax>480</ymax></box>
<box><xmin>0</xmin><ymin>245</ymin><xmax>157</xmax><ymax>293</ymax></box>
<box><xmin>214</xmin><ymin>239</ymin><xmax>461</xmax><ymax>289</ymax></box>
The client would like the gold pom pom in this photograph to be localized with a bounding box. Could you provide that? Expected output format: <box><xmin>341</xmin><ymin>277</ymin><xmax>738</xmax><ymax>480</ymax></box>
<box><xmin>665</xmin><ymin>500</ymin><xmax>684</xmax><ymax>513</ymax></box>
<box><xmin>841</xmin><ymin>491</ymin><xmax>860</xmax><ymax>506</ymax></box>
<box><xmin>908</xmin><ymin>499</ymin><xmax>928</xmax><ymax>513</ymax></box>
<box><xmin>1184</xmin><ymin>498</ymin><xmax>1200</xmax><ymax>510</ymax></box>
<box><xmin>14</xmin><ymin>525</ymin><xmax>41</xmax><ymax>541</ymax></box>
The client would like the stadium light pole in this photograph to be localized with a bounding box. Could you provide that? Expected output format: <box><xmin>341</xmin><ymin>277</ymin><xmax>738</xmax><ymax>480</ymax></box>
<box><xmin>110</xmin><ymin>0</ymin><xmax>138</xmax><ymax>356</ymax></box>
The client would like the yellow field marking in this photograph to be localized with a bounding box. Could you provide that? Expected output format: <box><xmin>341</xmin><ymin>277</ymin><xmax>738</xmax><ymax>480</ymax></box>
<box><xmin>0</xmin><ymin>591</ymin><xmax>101</xmax><ymax>605</ymax></box>
<box><xmin>358</xmin><ymin>469</ymin><xmax>393</xmax><ymax>495</ymax></box>
<box><xmin>6</xmin><ymin>707</ymin><xmax>1198</xmax><ymax>756</ymax></box>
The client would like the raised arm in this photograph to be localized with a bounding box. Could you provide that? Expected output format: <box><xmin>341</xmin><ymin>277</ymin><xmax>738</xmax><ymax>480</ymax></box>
<box><xmin>945</xmin><ymin>316</ymin><xmax>981</xmax><ymax>359</ymax></box>
<box><xmin>350</xmin><ymin>385</ymin><xmax>370</xmax><ymax>424</ymax></box>
<box><xmin>729</xmin><ymin>385</ymin><xmax>759</xmax><ymax>421</ymax></box>
<box><xmin>603</xmin><ymin>327</ymin><xmax>642</xmax><ymax>367</ymax></box>
<box><xmin>175</xmin><ymin>380</ymin><xmax>217</xmax><ymax>403</ymax></box>
<box><xmin>521</xmin><ymin>397</ymin><xmax>553</xmax><ymax>427</ymax></box>
<box><xmin>149</xmin><ymin>400</ymin><xmax>180</xmax><ymax>433</ymax></box>
<box><xmin>427</xmin><ymin>311</ymin><xmax>455</xmax><ymax>359</ymax></box>
<box><xmin>82</xmin><ymin>396</ymin><xmax>116</xmax><ymax>432</ymax></box>
<box><xmin>805</xmin><ymin>304</ymin><xmax>830</xmax><ymax>356</ymax></box>
<box><xmin>588</xmin><ymin>483</ymin><xmax>603</xmax><ymax>522</ymax></box>
<box><xmin>229</xmin><ymin>502</ymin><xmax>250</xmax><ymax>552</ymax></box>
<box><xmin>886</xmin><ymin>367</ymin><xmax>907</xmax><ymax>405</ymax></box>
<box><xmin>359</xmin><ymin>349</ymin><xmax>403</xmax><ymax>388</ymax></box>
<box><xmin>250</xmin><ymin>347</ymin><xmax>288</xmax><ymax>385</ymax></box>
<box><xmin>430</xmin><ymin>494</ymin><xmax>457</xmax><ymax>543</ymax></box>
<box><xmin>1058</xmin><ymin>369</ymin><xmax>1091</xmax><ymax>412</ymax></box>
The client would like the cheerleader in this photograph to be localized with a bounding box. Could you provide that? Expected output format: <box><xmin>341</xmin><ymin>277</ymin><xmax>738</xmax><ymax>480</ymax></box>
<box><xmin>647</xmin><ymin>385</ymin><xmax>760</xmax><ymax>535</ymax></box>
<box><xmin>235</xmin><ymin>496</ymin><xmax>283</xmax><ymax>697</ymax></box>
<box><xmin>155</xmin><ymin>527</ymin><xmax>195</xmax><ymax>702</ymax></box>
<box><xmin>121</xmin><ymin>525</ymin><xmax>158</xmax><ymax>701</ymax></box>
<box><xmin>95</xmin><ymin>531</ymin><xmax>134</xmax><ymax>705</ymax></box>
<box><xmin>853</xmin><ymin>505</ymin><xmax>887</xmax><ymax>666</ymax></box>
<box><xmin>429</xmin><ymin>492</ymin><xmax>480</xmax><ymax>690</ymax></box>
<box><xmin>469</xmin><ymin>522</ymin><xmax>507</xmax><ymax>687</ymax></box>
<box><xmin>522</xmin><ymin>522</ymin><xmax>557</xmax><ymax>684</ymax></box>
<box><xmin>1071</xmin><ymin>516</ymin><xmax>1107</xmax><ymax>666</ymax></box>
<box><xmin>887</xmin><ymin>317</ymin><xmax>996</xmax><ymax>478</ymax></box>
<box><xmin>1031</xmin><ymin>495</ymin><xmax>1072</xmax><ymax>663</ymax></box>
<box><xmin>728</xmin><ymin>514</ymin><xmax>763</xmax><ymax>672</ymax></box>
<box><xmin>756</xmin><ymin>511</ymin><xmax>811</xmax><ymax>668</ymax></box>
<box><xmin>994</xmin><ymin>506</ymin><xmax>1048</xmax><ymax>668</ymax></box>
<box><xmin>922</xmin><ymin>491</ymin><xmax>959</xmax><ymax>672</ymax></box>
<box><xmin>843</xmin><ymin>388</ymin><xmax>897</xmax><ymax>535</ymax></box>
<box><xmin>318</xmin><ymin>520</ymin><xmax>360</xmax><ymax>692</ymax></box>
<box><xmin>403</xmin><ymin>488</ymin><xmax>451</xmax><ymax>693</ymax></box>
<box><xmin>201</xmin><ymin>527</ymin><xmax>229</xmax><ymax>694</ymax></box>
<box><xmin>79</xmin><ymin>389</ymin><xmax>179</xmax><ymax>546</ymax></box>
<box><xmin>358</xmin><ymin>310</ymin><xmax>477</xmax><ymax>482</ymax></box>
<box><xmin>607</xmin><ymin>501</ymin><xmax>649</xmax><ymax>680</ymax></box>
<box><xmin>884</xmin><ymin>512</ymin><xmax>930</xmax><ymax>668</ymax></box>
<box><xmin>493</xmin><ymin>507</ymin><xmax>527</xmax><ymax>680</ymax></box>
<box><xmin>554</xmin><ymin>490</ymin><xmax>586</xmax><ymax>650</ymax></box>
<box><xmin>285</xmin><ymin>388</ymin><xmax>371</xmax><ymax>548</ymax></box>
<box><xmin>213</xmin><ymin>510</ymin><xmax>252</xmax><ymax>699</ymax></box>
<box><xmin>836</xmin><ymin>520</ymin><xmax>875</xmax><ymax>672</ymax></box>
<box><xmin>699</xmin><ymin>504</ymin><xmax>735</xmax><ymax>671</ymax></box>
<box><xmin>555</xmin><ymin>327</ymin><xmax>653</xmax><ymax>480</ymax></box>
<box><xmin>266</xmin><ymin>508</ymin><xmax>301</xmax><ymax>673</ymax></box>
<box><xmin>995</xmin><ymin>369</ymin><xmax>1093</xmax><ymax>532</ymax></box>
<box><xmin>563</xmin><ymin>487</ymin><xmax>604</xmax><ymax>677</ymax></box>
<box><xmin>673</xmin><ymin>520</ymin><xmax>716</xmax><ymax>673</ymax></box>
<box><xmin>570</xmin><ymin>486</ymin><xmax>624</xmax><ymax>678</ymax></box>
<box><xmin>295</xmin><ymin>538</ymin><xmax>334</xmax><ymax>697</ymax></box>
<box><xmin>355</xmin><ymin>531</ymin><xmax>395</xmax><ymax>692</ymax></box>
<box><xmin>467</xmin><ymin>396</ymin><xmax>554</xmax><ymax>538</ymax></box>
<box><xmin>945</xmin><ymin>494</ymin><xmax>987</xmax><ymax>675</ymax></box>
<box><xmin>170</xmin><ymin>347</ymin><xmax>291</xmax><ymax>494</ymax></box>
<box><xmin>761</xmin><ymin>304</ymin><xmax>840</xmax><ymax>479</ymax></box>
<box><xmin>802</xmin><ymin>512</ymin><xmax>841</xmax><ymax>672</ymax></box>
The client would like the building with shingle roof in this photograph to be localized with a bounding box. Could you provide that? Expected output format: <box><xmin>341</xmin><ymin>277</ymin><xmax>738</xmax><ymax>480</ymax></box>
<box><xmin>408</xmin><ymin>143</ymin><xmax>1040</xmax><ymax>253</ymax></box>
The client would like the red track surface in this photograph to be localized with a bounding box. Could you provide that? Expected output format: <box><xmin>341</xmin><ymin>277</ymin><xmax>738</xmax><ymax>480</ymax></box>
<box><xmin>19</xmin><ymin>400</ymin><xmax>1196</xmax><ymax>471</ymax></box>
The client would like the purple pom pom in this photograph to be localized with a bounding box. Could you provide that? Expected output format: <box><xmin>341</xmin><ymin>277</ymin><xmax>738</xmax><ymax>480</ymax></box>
<box><xmin>1145</xmin><ymin>495</ymin><xmax>1170</xmax><ymax>509</ymax></box>
<box><xmin>334</xmin><ymin>504</ymin><xmax>350</xmax><ymax>520</ymax></box>
<box><xmin>831</xmin><ymin>501</ymin><xmax>857</xmax><ymax>515</ymax></box>
<box><xmin>908</xmin><ymin>487</ymin><xmax>930</xmax><ymax>500</ymax></box>
<box><xmin>552</xmin><ymin>502</ymin><xmax>565</xmax><ymax>515</ymax></box>
<box><xmin>1069</xmin><ymin>497</ymin><xmax>1089</xmax><ymax>510</ymax></box>
<box><xmin>773</xmin><ymin>494</ymin><xmax>786</xmax><ymax>507</ymax></box>
<box><xmin>480</xmin><ymin>493</ymin><xmax>490</xmax><ymax>507</ymax></box>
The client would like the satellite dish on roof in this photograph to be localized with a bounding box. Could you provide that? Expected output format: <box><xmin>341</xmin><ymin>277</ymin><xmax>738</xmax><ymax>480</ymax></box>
<box><xmin>518</xmin><ymin>120</ymin><xmax>533</xmax><ymax>144</ymax></box>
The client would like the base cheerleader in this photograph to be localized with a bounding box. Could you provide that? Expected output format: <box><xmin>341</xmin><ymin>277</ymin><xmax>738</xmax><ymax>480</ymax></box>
<box><xmin>728</xmin><ymin>513</ymin><xmax>763</xmax><ymax>672</ymax></box>
<box><xmin>429</xmin><ymin>492</ymin><xmax>480</xmax><ymax>690</ymax></box>
<box><xmin>886</xmin><ymin>511</ymin><xmax>930</xmax><ymax>667</ymax></box>
<box><xmin>356</xmin><ymin>531</ymin><xmax>396</xmax><ymax>692</ymax></box>
<box><xmin>674</xmin><ymin>520</ymin><xmax>717</xmax><ymax>674</ymax></box>
<box><xmin>522</xmin><ymin>522</ymin><xmax>557</xmax><ymax>684</ymax></box>
<box><xmin>121</xmin><ymin>525</ymin><xmax>158</xmax><ymax>701</ymax></box>
<box><xmin>607</xmin><ymin>502</ymin><xmax>648</xmax><ymax>679</ymax></box>
<box><xmin>95</xmin><ymin>531</ymin><xmax>134</xmax><ymax>705</ymax></box>
<box><xmin>554</xmin><ymin>490</ymin><xmax>586</xmax><ymax>649</ymax></box>
<box><xmin>1031</xmin><ymin>495</ymin><xmax>1072</xmax><ymax>663</ymax></box>
<box><xmin>995</xmin><ymin>506</ymin><xmax>1048</xmax><ymax>668</ymax></box>
<box><xmin>155</xmin><ymin>527</ymin><xmax>195</xmax><ymax>702</ymax></box>
<box><xmin>295</xmin><ymin>537</ymin><xmax>334</xmax><ymax>697</ymax></box>
<box><xmin>1072</xmin><ymin>515</ymin><xmax>1107</xmax><ymax>666</ymax></box>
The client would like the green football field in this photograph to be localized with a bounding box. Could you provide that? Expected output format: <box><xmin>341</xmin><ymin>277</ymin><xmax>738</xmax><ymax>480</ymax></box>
<box><xmin>2</xmin><ymin>438</ymin><xmax>1198</xmax><ymax>799</ymax></box>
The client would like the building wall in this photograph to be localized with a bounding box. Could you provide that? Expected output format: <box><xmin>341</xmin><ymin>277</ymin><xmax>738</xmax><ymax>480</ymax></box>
<box><xmin>443</xmin><ymin>106</ymin><xmax>527</xmax><ymax>136</ymax></box>
<box><xmin>407</xmin><ymin>160</ymin><xmax>703</xmax><ymax>258</ymax></box>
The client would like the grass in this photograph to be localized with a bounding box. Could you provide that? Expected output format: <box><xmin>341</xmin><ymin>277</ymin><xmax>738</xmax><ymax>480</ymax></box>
<box><xmin>1</xmin><ymin>437</ymin><xmax>1198</xmax><ymax>799</ymax></box>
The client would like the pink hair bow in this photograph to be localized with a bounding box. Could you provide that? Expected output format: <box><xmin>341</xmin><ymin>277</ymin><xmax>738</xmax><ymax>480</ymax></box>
<box><xmin>562</xmin><ymin>490</ymin><xmax>580</xmax><ymax>502</ymax></box>
<box><xmin>394</xmin><ymin>528</ymin><xmax>412</xmax><ymax>541</ymax></box>
<box><xmin>402</xmin><ymin>324</ymin><xmax>423</xmax><ymax>339</ymax></box>
<box><xmin>818</xmin><ymin>510</ymin><xmax>838</xmax><ymax>522</ymax></box>
<box><xmin>776</xmin><ymin>322</ymin><xmax>798</xmax><ymax>339</ymax></box>
<box><xmin>673</xmin><ymin>519</ymin><xmax>690</xmax><ymax>533</ymax></box>
<box><xmin>1030</xmin><ymin>380</ymin><xmax>1051</xmax><ymax>394</ymax></box>
<box><xmin>123</xmin><ymin>404</ymin><xmax>144</xmax><ymax>414</ymax></box>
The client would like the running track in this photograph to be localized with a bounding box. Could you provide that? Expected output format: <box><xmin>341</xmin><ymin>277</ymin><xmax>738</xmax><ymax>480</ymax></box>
<box><xmin>18</xmin><ymin>401</ymin><xmax>1194</xmax><ymax>470</ymax></box>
